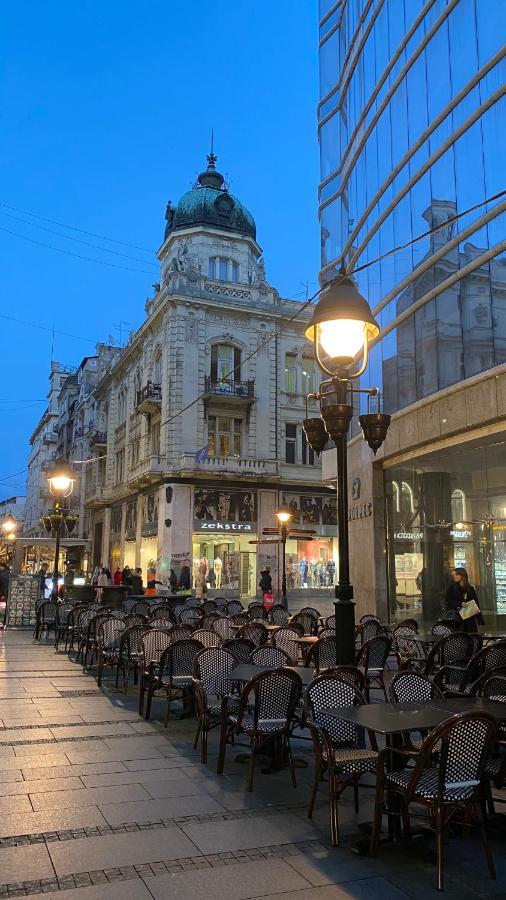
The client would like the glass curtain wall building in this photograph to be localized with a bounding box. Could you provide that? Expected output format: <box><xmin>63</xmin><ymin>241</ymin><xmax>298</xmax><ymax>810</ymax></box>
<box><xmin>318</xmin><ymin>0</ymin><xmax>506</xmax><ymax>620</ymax></box>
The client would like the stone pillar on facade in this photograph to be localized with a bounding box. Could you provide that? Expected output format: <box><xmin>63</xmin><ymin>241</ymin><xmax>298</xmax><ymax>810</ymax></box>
<box><xmin>257</xmin><ymin>489</ymin><xmax>278</xmax><ymax>601</ymax></box>
<box><xmin>135</xmin><ymin>495</ymin><xmax>143</xmax><ymax>569</ymax></box>
<box><xmin>159</xmin><ymin>483</ymin><xmax>193</xmax><ymax>581</ymax></box>
<box><xmin>101</xmin><ymin>508</ymin><xmax>111</xmax><ymax>570</ymax></box>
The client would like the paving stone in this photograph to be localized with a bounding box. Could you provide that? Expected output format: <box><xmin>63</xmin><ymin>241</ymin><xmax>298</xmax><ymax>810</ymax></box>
<box><xmin>181</xmin><ymin>813</ymin><xmax>320</xmax><ymax>854</ymax></box>
<box><xmin>31</xmin><ymin>783</ymin><xmax>151</xmax><ymax>811</ymax></box>
<box><xmin>0</xmin><ymin>727</ymin><xmax>55</xmax><ymax>744</ymax></box>
<box><xmin>147</xmin><ymin>857</ymin><xmax>311</xmax><ymax>900</ymax></box>
<box><xmin>1</xmin><ymin>776</ymin><xmax>84</xmax><ymax>796</ymax></box>
<box><xmin>82</xmin><ymin>767</ymin><xmax>191</xmax><ymax>788</ymax></box>
<box><xmin>248</xmin><ymin>880</ymin><xmax>410</xmax><ymax>900</ymax></box>
<box><xmin>8</xmin><ymin>882</ymin><xmax>153</xmax><ymax>899</ymax></box>
<box><xmin>0</xmin><ymin>842</ymin><xmax>53</xmax><ymax>881</ymax></box>
<box><xmin>49</xmin><ymin>826</ymin><xmax>200</xmax><ymax>875</ymax></box>
<box><xmin>0</xmin><ymin>805</ymin><xmax>107</xmax><ymax>838</ymax></box>
<box><xmin>65</xmin><ymin>745</ymin><xmax>165</xmax><ymax>764</ymax></box>
<box><xmin>22</xmin><ymin>761</ymin><xmax>128</xmax><ymax>781</ymax></box>
<box><xmin>7</xmin><ymin>752</ymin><xmax>70</xmax><ymax>769</ymax></box>
<box><xmin>0</xmin><ymin>795</ymin><xmax>32</xmax><ymax>814</ymax></box>
<box><xmin>49</xmin><ymin>723</ymin><xmax>139</xmax><ymax>739</ymax></box>
<box><xmin>124</xmin><ymin>756</ymin><xmax>200</xmax><ymax>772</ymax></box>
<box><xmin>100</xmin><ymin>794</ymin><xmax>226</xmax><ymax>825</ymax></box>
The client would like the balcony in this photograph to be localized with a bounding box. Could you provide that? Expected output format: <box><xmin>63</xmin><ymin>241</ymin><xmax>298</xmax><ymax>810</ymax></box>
<box><xmin>90</xmin><ymin>430</ymin><xmax>107</xmax><ymax>447</ymax></box>
<box><xmin>204</xmin><ymin>377</ymin><xmax>255</xmax><ymax>404</ymax></box>
<box><xmin>136</xmin><ymin>382</ymin><xmax>162</xmax><ymax>414</ymax></box>
<box><xmin>84</xmin><ymin>484</ymin><xmax>107</xmax><ymax>507</ymax></box>
<box><xmin>42</xmin><ymin>434</ymin><xmax>57</xmax><ymax>446</ymax></box>
<box><xmin>178</xmin><ymin>453</ymin><xmax>278</xmax><ymax>479</ymax></box>
<box><xmin>128</xmin><ymin>454</ymin><xmax>165</xmax><ymax>486</ymax></box>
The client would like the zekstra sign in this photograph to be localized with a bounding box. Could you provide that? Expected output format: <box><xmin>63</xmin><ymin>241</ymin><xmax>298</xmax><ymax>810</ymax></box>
<box><xmin>193</xmin><ymin>521</ymin><xmax>256</xmax><ymax>533</ymax></box>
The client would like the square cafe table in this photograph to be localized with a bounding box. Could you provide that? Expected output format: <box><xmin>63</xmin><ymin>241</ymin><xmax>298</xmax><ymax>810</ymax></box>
<box><xmin>230</xmin><ymin>663</ymin><xmax>314</xmax><ymax>687</ymax></box>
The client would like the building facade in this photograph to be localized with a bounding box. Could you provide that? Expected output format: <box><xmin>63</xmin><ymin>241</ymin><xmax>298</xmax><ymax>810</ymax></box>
<box><xmin>25</xmin><ymin>154</ymin><xmax>339</xmax><ymax>598</ymax></box>
<box><xmin>318</xmin><ymin>0</ymin><xmax>506</xmax><ymax>622</ymax></box>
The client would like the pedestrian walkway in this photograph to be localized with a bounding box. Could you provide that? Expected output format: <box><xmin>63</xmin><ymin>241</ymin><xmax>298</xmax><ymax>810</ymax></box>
<box><xmin>0</xmin><ymin>629</ymin><xmax>503</xmax><ymax>898</ymax></box>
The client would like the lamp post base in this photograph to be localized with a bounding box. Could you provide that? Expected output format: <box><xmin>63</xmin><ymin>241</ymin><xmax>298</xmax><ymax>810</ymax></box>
<box><xmin>334</xmin><ymin>584</ymin><xmax>355</xmax><ymax>665</ymax></box>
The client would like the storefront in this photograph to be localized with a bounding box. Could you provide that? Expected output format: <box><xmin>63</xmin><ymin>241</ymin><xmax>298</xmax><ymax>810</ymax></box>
<box><xmin>282</xmin><ymin>492</ymin><xmax>338</xmax><ymax>590</ymax></box>
<box><xmin>191</xmin><ymin>488</ymin><xmax>257</xmax><ymax>597</ymax></box>
<box><xmin>385</xmin><ymin>437</ymin><xmax>506</xmax><ymax>624</ymax></box>
<box><xmin>108</xmin><ymin>506</ymin><xmax>122</xmax><ymax>573</ymax></box>
<box><xmin>123</xmin><ymin>499</ymin><xmax>137</xmax><ymax>570</ymax></box>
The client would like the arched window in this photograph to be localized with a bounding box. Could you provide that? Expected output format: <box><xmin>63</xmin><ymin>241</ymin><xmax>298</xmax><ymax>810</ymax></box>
<box><xmin>451</xmin><ymin>489</ymin><xmax>466</xmax><ymax>523</ymax></box>
<box><xmin>117</xmin><ymin>388</ymin><xmax>127</xmax><ymax>424</ymax></box>
<box><xmin>210</xmin><ymin>344</ymin><xmax>241</xmax><ymax>384</ymax></box>
<box><xmin>208</xmin><ymin>257</ymin><xmax>240</xmax><ymax>282</ymax></box>
<box><xmin>153</xmin><ymin>351</ymin><xmax>162</xmax><ymax>386</ymax></box>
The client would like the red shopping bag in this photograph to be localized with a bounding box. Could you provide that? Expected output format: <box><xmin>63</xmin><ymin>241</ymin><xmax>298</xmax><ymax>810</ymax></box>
<box><xmin>263</xmin><ymin>592</ymin><xmax>274</xmax><ymax>610</ymax></box>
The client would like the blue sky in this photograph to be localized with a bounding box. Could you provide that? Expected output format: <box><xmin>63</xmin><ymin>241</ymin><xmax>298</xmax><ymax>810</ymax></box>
<box><xmin>0</xmin><ymin>0</ymin><xmax>319</xmax><ymax>500</ymax></box>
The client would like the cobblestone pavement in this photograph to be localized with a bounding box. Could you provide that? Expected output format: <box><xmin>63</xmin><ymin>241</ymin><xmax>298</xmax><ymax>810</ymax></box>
<box><xmin>0</xmin><ymin>629</ymin><xmax>504</xmax><ymax>898</ymax></box>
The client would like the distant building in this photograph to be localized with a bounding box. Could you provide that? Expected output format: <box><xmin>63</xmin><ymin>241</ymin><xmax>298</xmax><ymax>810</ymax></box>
<box><xmin>0</xmin><ymin>496</ymin><xmax>25</xmax><ymax>525</ymax></box>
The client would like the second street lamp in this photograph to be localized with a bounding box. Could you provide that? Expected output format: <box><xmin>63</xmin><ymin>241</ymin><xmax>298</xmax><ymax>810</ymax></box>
<box><xmin>303</xmin><ymin>274</ymin><xmax>391</xmax><ymax>665</ymax></box>
<box><xmin>44</xmin><ymin>459</ymin><xmax>77</xmax><ymax>599</ymax></box>
<box><xmin>275</xmin><ymin>506</ymin><xmax>292</xmax><ymax>608</ymax></box>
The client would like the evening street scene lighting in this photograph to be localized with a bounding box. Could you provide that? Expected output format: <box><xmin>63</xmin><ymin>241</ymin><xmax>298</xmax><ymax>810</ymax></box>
<box><xmin>0</xmin><ymin>1</ymin><xmax>504</xmax><ymax>894</ymax></box>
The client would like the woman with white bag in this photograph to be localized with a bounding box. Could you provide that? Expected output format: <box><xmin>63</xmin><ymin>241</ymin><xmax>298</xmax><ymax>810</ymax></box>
<box><xmin>445</xmin><ymin>567</ymin><xmax>483</xmax><ymax>632</ymax></box>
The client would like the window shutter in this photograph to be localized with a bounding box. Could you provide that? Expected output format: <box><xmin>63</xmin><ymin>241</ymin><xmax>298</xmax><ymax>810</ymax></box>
<box><xmin>234</xmin><ymin>348</ymin><xmax>241</xmax><ymax>381</ymax></box>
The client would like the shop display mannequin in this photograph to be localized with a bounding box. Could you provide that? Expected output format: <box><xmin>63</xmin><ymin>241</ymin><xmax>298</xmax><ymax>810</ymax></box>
<box><xmin>299</xmin><ymin>558</ymin><xmax>308</xmax><ymax>588</ymax></box>
<box><xmin>214</xmin><ymin>556</ymin><xmax>223</xmax><ymax>589</ymax></box>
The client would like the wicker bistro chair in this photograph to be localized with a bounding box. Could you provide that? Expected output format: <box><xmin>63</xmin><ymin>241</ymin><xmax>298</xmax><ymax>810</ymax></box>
<box><xmin>304</xmin><ymin>673</ymin><xmax>378</xmax><ymax>846</ymax></box>
<box><xmin>34</xmin><ymin>600</ymin><xmax>58</xmax><ymax>641</ymax></box>
<box><xmin>237</xmin><ymin>622</ymin><xmax>268</xmax><ymax>647</ymax></box>
<box><xmin>150</xmin><ymin>606</ymin><xmax>176</xmax><ymax>623</ymax></box>
<box><xmin>193</xmin><ymin>628</ymin><xmax>222</xmax><ymax>648</ymax></box>
<box><xmin>124</xmin><ymin>613</ymin><xmax>148</xmax><ymax>627</ymax></box>
<box><xmin>231</xmin><ymin>612</ymin><xmax>249</xmax><ymax>626</ymax></box>
<box><xmin>217</xmin><ymin>667</ymin><xmax>302</xmax><ymax>791</ymax></box>
<box><xmin>318</xmin><ymin>627</ymin><xmax>336</xmax><ymax>640</ymax></box>
<box><xmin>269</xmin><ymin>604</ymin><xmax>289</xmax><ymax>626</ymax></box>
<box><xmin>96</xmin><ymin>617</ymin><xmax>126</xmax><ymax>686</ymax></box>
<box><xmin>326</xmin><ymin>665</ymin><xmax>366</xmax><ymax>693</ymax></box>
<box><xmin>424</xmin><ymin>631</ymin><xmax>482</xmax><ymax>680</ymax></box>
<box><xmin>138</xmin><ymin>628</ymin><xmax>173</xmax><ymax>715</ymax></box>
<box><xmin>431</xmin><ymin>622</ymin><xmax>455</xmax><ymax>637</ymax></box>
<box><xmin>389</xmin><ymin>671</ymin><xmax>444</xmax><ymax>751</ymax></box>
<box><xmin>370</xmin><ymin>711</ymin><xmax>498</xmax><ymax>892</ymax></box>
<box><xmin>359</xmin><ymin>614</ymin><xmax>381</xmax><ymax>625</ymax></box>
<box><xmin>187</xmin><ymin>598</ymin><xmax>202</xmax><ymax>610</ymax></box>
<box><xmin>248</xmin><ymin>603</ymin><xmax>268</xmax><ymax>621</ymax></box>
<box><xmin>355</xmin><ymin>620</ymin><xmax>381</xmax><ymax>650</ymax></box>
<box><xmin>356</xmin><ymin>635</ymin><xmax>392</xmax><ymax>701</ymax></box>
<box><xmin>169</xmin><ymin>623</ymin><xmax>195</xmax><ymax>642</ymax></box>
<box><xmin>272</xmin><ymin>626</ymin><xmax>302</xmax><ymax>664</ymax></box>
<box><xmin>225</xmin><ymin>600</ymin><xmax>243</xmax><ymax>617</ymax></box>
<box><xmin>480</xmin><ymin>671</ymin><xmax>506</xmax><ymax>796</ymax></box>
<box><xmin>325</xmin><ymin>614</ymin><xmax>336</xmax><ymax>628</ymax></box>
<box><xmin>83</xmin><ymin>611</ymin><xmax>115</xmax><ymax>670</ymax></box>
<box><xmin>397</xmin><ymin>618</ymin><xmax>419</xmax><ymax>631</ymax></box>
<box><xmin>434</xmin><ymin>640</ymin><xmax>506</xmax><ymax>695</ymax></box>
<box><xmin>299</xmin><ymin>607</ymin><xmax>321</xmax><ymax>624</ymax></box>
<box><xmin>54</xmin><ymin>602</ymin><xmax>76</xmax><ymax>650</ymax></box>
<box><xmin>145</xmin><ymin>639</ymin><xmax>204</xmax><ymax>723</ymax></box>
<box><xmin>305</xmin><ymin>636</ymin><xmax>338</xmax><ymax>675</ymax></box>
<box><xmin>214</xmin><ymin>597</ymin><xmax>227</xmax><ymax>610</ymax></box>
<box><xmin>62</xmin><ymin>602</ymin><xmax>88</xmax><ymax>652</ymax></box>
<box><xmin>193</xmin><ymin>647</ymin><xmax>238</xmax><ymax>763</ymax></box>
<box><xmin>179</xmin><ymin>607</ymin><xmax>202</xmax><ymax>627</ymax></box>
<box><xmin>291</xmin><ymin>611</ymin><xmax>318</xmax><ymax>636</ymax></box>
<box><xmin>250</xmin><ymin>645</ymin><xmax>292</xmax><ymax>667</ymax></box>
<box><xmin>211</xmin><ymin>617</ymin><xmax>235</xmax><ymax>642</ymax></box>
<box><xmin>202</xmin><ymin>612</ymin><xmax>222</xmax><ymax>629</ymax></box>
<box><xmin>222</xmin><ymin>638</ymin><xmax>256</xmax><ymax>664</ymax></box>
<box><xmin>115</xmin><ymin>623</ymin><xmax>147</xmax><ymax>692</ymax></box>
<box><xmin>132</xmin><ymin>600</ymin><xmax>151</xmax><ymax>617</ymax></box>
<box><xmin>77</xmin><ymin>608</ymin><xmax>107</xmax><ymax>664</ymax></box>
<box><xmin>203</xmin><ymin>600</ymin><xmax>218</xmax><ymax>614</ymax></box>
<box><xmin>149</xmin><ymin>617</ymin><xmax>173</xmax><ymax>630</ymax></box>
<box><xmin>393</xmin><ymin>626</ymin><xmax>426</xmax><ymax>671</ymax></box>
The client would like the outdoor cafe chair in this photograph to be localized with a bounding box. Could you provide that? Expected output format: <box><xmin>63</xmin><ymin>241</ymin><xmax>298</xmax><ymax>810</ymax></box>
<box><xmin>389</xmin><ymin>671</ymin><xmax>444</xmax><ymax>751</ymax></box>
<box><xmin>434</xmin><ymin>640</ymin><xmax>506</xmax><ymax>695</ymax></box>
<box><xmin>193</xmin><ymin>628</ymin><xmax>221</xmax><ymax>648</ymax></box>
<box><xmin>355</xmin><ymin>620</ymin><xmax>381</xmax><ymax>649</ymax></box>
<box><xmin>168</xmin><ymin>623</ymin><xmax>194</xmax><ymax>642</ymax></box>
<box><xmin>326</xmin><ymin>665</ymin><xmax>365</xmax><ymax>693</ymax></box>
<box><xmin>62</xmin><ymin>602</ymin><xmax>88</xmax><ymax>652</ymax></box>
<box><xmin>138</xmin><ymin>627</ymin><xmax>172</xmax><ymax>715</ymax></box>
<box><xmin>237</xmin><ymin>621</ymin><xmax>268</xmax><ymax>647</ymax></box>
<box><xmin>214</xmin><ymin>597</ymin><xmax>227</xmax><ymax>609</ymax></box>
<box><xmin>149</xmin><ymin>617</ymin><xmax>173</xmax><ymax>630</ymax></box>
<box><xmin>370</xmin><ymin>711</ymin><xmax>497</xmax><ymax>892</ymax></box>
<box><xmin>203</xmin><ymin>599</ymin><xmax>218</xmax><ymax>614</ymax></box>
<box><xmin>222</xmin><ymin>638</ymin><xmax>255</xmax><ymax>664</ymax></box>
<box><xmin>318</xmin><ymin>627</ymin><xmax>336</xmax><ymax>640</ymax></box>
<box><xmin>187</xmin><ymin>598</ymin><xmax>202</xmax><ymax>609</ymax></box>
<box><xmin>250</xmin><ymin>645</ymin><xmax>292</xmax><ymax>667</ymax></box>
<box><xmin>359</xmin><ymin>614</ymin><xmax>381</xmax><ymax>625</ymax></box>
<box><xmin>132</xmin><ymin>600</ymin><xmax>151</xmax><ymax>617</ymax></box>
<box><xmin>231</xmin><ymin>612</ymin><xmax>249</xmax><ymax>626</ymax></box>
<box><xmin>145</xmin><ymin>638</ymin><xmax>204</xmax><ymax>723</ymax></box>
<box><xmin>76</xmin><ymin>607</ymin><xmax>106</xmax><ymax>664</ymax></box>
<box><xmin>291</xmin><ymin>611</ymin><xmax>318</xmax><ymax>636</ymax></box>
<box><xmin>96</xmin><ymin>617</ymin><xmax>125</xmax><ymax>686</ymax></box>
<box><xmin>150</xmin><ymin>605</ymin><xmax>176</xmax><ymax>623</ymax></box>
<box><xmin>272</xmin><ymin>626</ymin><xmax>301</xmax><ymax>664</ymax></box>
<box><xmin>225</xmin><ymin>600</ymin><xmax>243</xmax><ymax>616</ymax></box>
<box><xmin>193</xmin><ymin>646</ymin><xmax>237</xmax><ymax>763</ymax></box>
<box><xmin>431</xmin><ymin>622</ymin><xmax>455</xmax><ymax>637</ymax></box>
<box><xmin>211</xmin><ymin>616</ymin><xmax>235</xmax><ymax>642</ymax></box>
<box><xmin>124</xmin><ymin>613</ymin><xmax>148</xmax><ymax>627</ymax></box>
<box><xmin>356</xmin><ymin>635</ymin><xmax>392</xmax><ymax>701</ymax></box>
<box><xmin>325</xmin><ymin>614</ymin><xmax>336</xmax><ymax>628</ymax></box>
<box><xmin>304</xmin><ymin>673</ymin><xmax>378</xmax><ymax>847</ymax></box>
<box><xmin>179</xmin><ymin>607</ymin><xmax>202</xmax><ymax>627</ymax></box>
<box><xmin>392</xmin><ymin>626</ymin><xmax>426</xmax><ymax>671</ymax></box>
<box><xmin>217</xmin><ymin>667</ymin><xmax>302</xmax><ymax>791</ymax></box>
<box><xmin>305</xmin><ymin>636</ymin><xmax>338</xmax><ymax>675</ymax></box>
<box><xmin>202</xmin><ymin>612</ymin><xmax>222</xmax><ymax>628</ymax></box>
<box><xmin>424</xmin><ymin>631</ymin><xmax>482</xmax><ymax>680</ymax></box>
<box><xmin>269</xmin><ymin>604</ymin><xmax>289</xmax><ymax>626</ymax></box>
<box><xmin>397</xmin><ymin>618</ymin><xmax>418</xmax><ymax>631</ymax></box>
<box><xmin>34</xmin><ymin>600</ymin><xmax>58</xmax><ymax>642</ymax></box>
<box><xmin>54</xmin><ymin>602</ymin><xmax>75</xmax><ymax>650</ymax></box>
<box><xmin>248</xmin><ymin>603</ymin><xmax>267</xmax><ymax>621</ymax></box>
<box><xmin>299</xmin><ymin>606</ymin><xmax>320</xmax><ymax>622</ymax></box>
<box><xmin>115</xmin><ymin>623</ymin><xmax>147</xmax><ymax>692</ymax></box>
<box><xmin>480</xmin><ymin>671</ymin><xmax>506</xmax><ymax>799</ymax></box>
<box><xmin>82</xmin><ymin>611</ymin><xmax>115</xmax><ymax>670</ymax></box>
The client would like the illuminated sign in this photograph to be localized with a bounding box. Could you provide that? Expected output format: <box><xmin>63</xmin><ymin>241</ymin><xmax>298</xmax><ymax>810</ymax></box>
<box><xmin>194</xmin><ymin>521</ymin><xmax>256</xmax><ymax>533</ymax></box>
<box><xmin>394</xmin><ymin>531</ymin><xmax>423</xmax><ymax>540</ymax></box>
<box><xmin>450</xmin><ymin>529</ymin><xmax>472</xmax><ymax>539</ymax></box>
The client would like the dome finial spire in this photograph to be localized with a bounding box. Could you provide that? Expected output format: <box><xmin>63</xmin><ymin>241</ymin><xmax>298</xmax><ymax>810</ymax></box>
<box><xmin>207</xmin><ymin>128</ymin><xmax>217</xmax><ymax>169</ymax></box>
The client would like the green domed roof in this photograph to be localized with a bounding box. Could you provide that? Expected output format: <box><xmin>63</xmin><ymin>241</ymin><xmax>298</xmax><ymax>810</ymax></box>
<box><xmin>164</xmin><ymin>154</ymin><xmax>256</xmax><ymax>241</ymax></box>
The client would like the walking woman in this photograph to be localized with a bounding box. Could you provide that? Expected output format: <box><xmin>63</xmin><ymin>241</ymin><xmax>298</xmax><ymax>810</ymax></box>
<box><xmin>445</xmin><ymin>567</ymin><xmax>483</xmax><ymax>632</ymax></box>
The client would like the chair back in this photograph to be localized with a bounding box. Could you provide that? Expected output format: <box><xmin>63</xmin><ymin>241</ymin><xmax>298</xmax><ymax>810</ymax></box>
<box><xmin>97</xmin><ymin>616</ymin><xmax>125</xmax><ymax>650</ymax></box>
<box><xmin>125</xmin><ymin>613</ymin><xmax>148</xmax><ymax>627</ymax></box>
<box><xmin>417</xmin><ymin>712</ymin><xmax>496</xmax><ymax>798</ymax></box>
<box><xmin>225</xmin><ymin>600</ymin><xmax>243</xmax><ymax>616</ymax></box>
<box><xmin>432</xmin><ymin>622</ymin><xmax>454</xmax><ymax>637</ymax></box>
<box><xmin>121</xmin><ymin>623</ymin><xmax>147</xmax><ymax>659</ymax></box>
<box><xmin>141</xmin><ymin>628</ymin><xmax>172</xmax><ymax>669</ymax></box>
<box><xmin>237</xmin><ymin>622</ymin><xmax>268</xmax><ymax>647</ymax></box>
<box><xmin>357</xmin><ymin>620</ymin><xmax>381</xmax><ymax>644</ymax></box>
<box><xmin>325</xmin><ymin>614</ymin><xmax>336</xmax><ymax>628</ymax></box>
<box><xmin>300</xmin><ymin>606</ymin><xmax>320</xmax><ymax>621</ymax></box>
<box><xmin>231</xmin><ymin>612</ymin><xmax>249</xmax><ymax>626</ymax></box>
<box><xmin>187</xmin><ymin>598</ymin><xmax>202</xmax><ymax>609</ymax></box>
<box><xmin>360</xmin><ymin>614</ymin><xmax>381</xmax><ymax>624</ymax></box>
<box><xmin>222</xmin><ymin>638</ymin><xmax>255</xmax><ymax>663</ymax></box>
<box><xmin>389</xmin><ymin>670</ymin><xmax>443</xmax><ymax>704</ymax></box>
<box><xmin>150</xmin><ymin>605</ymin><xmax>175</xmax><ymax>623</ymax></box>
<box><xmin>464</xmin><ymin>640</ymin><xmax>506</xmax><ymax>687</ymax></box>
<box><xmin>439</xmin><ymin>632</ymin><xmax>482</xmax><ymax>666</ymax></box>
<box><xmin>248</xmin><ymin>603</ymin><xmax>267</xmax><ymax>621</ymax></box>
<box><xmin>212</xmin><ymin>617</ymin><xmax>235</xmax><ymax>641</ymax></box>
<box><xmin>250</xmin><ymin>645</ymin><xmax>292</xmax><ymax>667</ymax></box>
<box><xmin>214</xmin><ymin>597</ymin><xmax>227</xmax><ymax>609</ymax></box>
<box><xmin>159</xmin><ymin>638</ymin><xmax>204</xmax><ymax>681</ymax></box>
<box><xmin>326</xmin><ymin>665</ymin><xmax>365</xmax><ymax>692</ymax></box>
<box><xmin>397</xmin><ymin>618</ymin><xmax>418</xmax><ymax>631</ymax></box>
<box><xmin>305</xmin><ymin>673</ymin><xmax>365</xmax><ymax>747</ymax></box>
<box><xmin>149</xmin><ymin>617</ymin><xmax>173</xmax><ymax>629</ymax></box>
<box><xmin>193</xmin><ymin>628</ymin><xmax>221</xmax><ymax>648</ymax></box>
<box><xmin>203</xmin><ymin>599</ymin><xmax>218</xmax><ymax>614</ymax></box>
<box><xmin>358</xmin><ymin>635</ymin><xmax>391</xmax><ymax>674</ymax></box>
<box><xmin>169</xmin><ymin>624</ymin><xmax>194</xmax><ymax>642</ymax></box>
<box><xmin>291</xmin><ymin>611</ymin><xmax>318</xmax><ymax>635</ymax></box>
<box><xmin>318</xmin><ymin>626</ymin><xmax>336</xmax><ymax>639</ymax></box>
<box><xmin>272</xmin><ymin>626</ymin><xmax>300</xmax><ymax>663</ymax></box>
<box><xmin>305</xmin><ymin>635</ymin><xmax>337</xmax><ymax>674</ymax></box>
<box><xmin>270</xmin><ymin>604</ymin><xmax>289</xmax><ymax>626</ymax></box>
<box><xmin>39</xmin><ymin>600</ymin><xmax>58</xmax><ymax>624</ymax></box>
<box><xmin>241</xmin><ymin>668</ymin><xmax>301</xmax><ymax>731</ymax></box>
<box><xmin>179</xmin><ymin>607</ymin><xmax>202</xmax><ymax>626</ymax></box>
<box><xmin>478</xmin><ymin>668</ymin><xmax>506</xmax><ymax>701</ymax></box>
<box><xmin>132</xmin><ymin>600</ymin><xmax>151</xmax><ymax>617</ymax></box>
<box><xmin>202</xmin><ymin>612</ymin><xmax>222</xmax><ymax>628</ymax></box>
<box><xmin>194</xmin><ymin>646</ymin><xmax>237</xmax><ymax>697</ymax></box>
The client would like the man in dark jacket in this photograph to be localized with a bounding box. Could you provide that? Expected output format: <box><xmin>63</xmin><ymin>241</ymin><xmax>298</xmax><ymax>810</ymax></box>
<box><xmin>259</xmin><ymin>567</ymin><xmax>272</xmax><ymax>593</ymax></box>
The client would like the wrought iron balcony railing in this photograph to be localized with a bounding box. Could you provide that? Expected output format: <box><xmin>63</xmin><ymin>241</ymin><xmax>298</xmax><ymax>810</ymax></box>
<box><xmin>204</xmin><ymin>376</ymin><xmax>255</xmax><ymax>399</ymax></box>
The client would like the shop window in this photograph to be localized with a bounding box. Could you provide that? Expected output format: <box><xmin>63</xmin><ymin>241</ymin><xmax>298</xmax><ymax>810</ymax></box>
<box><xmin>451</xmin><ymin>489</ymin><xmax>466</xmax><ymax>523</ymax></box>
<box><xmin>208</xmin><ymin>415</ymin><xmax>242</xmax><ymax>457</ymax></box>
<box><xmin>301</xmin><ymin>357</ymin><xmax>316</xmax><ymax>395</ymax></box>
<box><xmin>285</xmin><ymin>353</ymin><xmax>297</xmax><ymax>393</ymax></box>
<box><xmin>301</xmin><ymin>428</ymin><xmax>315</xmax><ymax>465</ymax></box>
<box><xmin>210</xmin><ymin>344</ymin><xmax>241</xmax><ymax>383</ymax></box>
<box><xmin>285</xmin><ymin>423</ymin><xmax>297</xmax><ymax>464</ymax></box>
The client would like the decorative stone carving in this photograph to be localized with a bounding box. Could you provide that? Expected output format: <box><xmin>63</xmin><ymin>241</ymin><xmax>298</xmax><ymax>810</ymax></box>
<box><xmin>185</xmin><ymin>312</ymin><xmax>198</xmax><ymax>344</ymax></box>
<box><xmin>203</xmin><ymin>282</ymin><xmax>251</xmax><ymax>300</ymax></box>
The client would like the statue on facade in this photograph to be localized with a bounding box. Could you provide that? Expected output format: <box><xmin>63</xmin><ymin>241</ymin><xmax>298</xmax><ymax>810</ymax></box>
<box><xmin>164</xmin><ymin>201</ymin><xmax>175</xmax><ymax>239</ymax></box>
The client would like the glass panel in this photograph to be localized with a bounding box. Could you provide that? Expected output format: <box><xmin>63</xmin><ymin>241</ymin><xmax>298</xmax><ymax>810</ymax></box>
<box><xmin>219</xmin><ymin>258</ymin><xmax>228</xmax><ymax>280</ymax></box>
<box><xmin>285</xmin><ymin>353</ymin><xmax>297</xmax><ymax>393</ymax></box>
<box><xmin>301</xmin><ymin>358</ymin><xmax>316</xmax><ymax>394</ymax></box>
<box><xmin>231</xmin><ymin>261</ymin><xmax>239</xmax><ymax>282</ymax></box>
<box><xmin>208</xmin><ymin>258</ymin><xmax>216</xmax><ymax>278</ymax></box>
<box><xmin>217</xmin><ymin>345</ymin><xmax>234</xmax><ymax>382</ymax></box>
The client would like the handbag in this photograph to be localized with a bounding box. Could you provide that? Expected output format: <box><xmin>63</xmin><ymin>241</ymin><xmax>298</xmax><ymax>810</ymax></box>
<box><xmin>459</xmin><ymin>598</ymin><xmax>480</xmax><ymax>620</ymax></box>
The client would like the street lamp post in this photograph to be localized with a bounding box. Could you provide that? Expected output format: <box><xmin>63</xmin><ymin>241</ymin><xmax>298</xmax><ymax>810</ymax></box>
<box><xmin>303</xmin><ymin>274</ymin><xmax>391</xmax><ymax>665</ymax></box>
<box><xmin>275</xmin><ymin>506</ymin><xmax>292</xmax><ymax>608</ymax></box>
<box><xmin>1</xmin><ymin>515</ymin><xmax>18</xmax><ymax>566</ymax></box>
<box><xmin>44</xmin><ymin>460</ymin><xmax>76</xmax><ymax>599</ymax></box>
